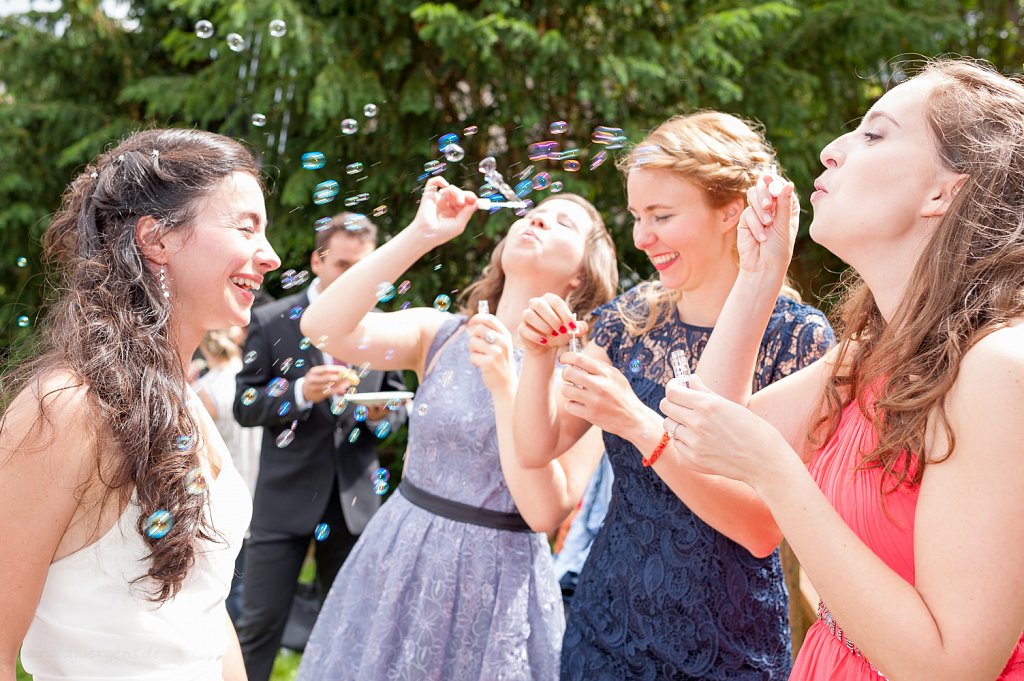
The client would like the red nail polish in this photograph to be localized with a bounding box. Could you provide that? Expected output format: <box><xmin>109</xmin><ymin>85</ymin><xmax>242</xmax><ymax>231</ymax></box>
<box><xmin>559</xmin><ymin>325</ymin><xmax>568</xmax><ymax>334</ymax></box>
<box><xmin>568</xmin><ymin>322</ymin><xmax>577</xmax><ymax>331</ymax></box>
<box><xmin>551</xmin><ymin>331</ymin><xmax>558</xmax><ymax>337</ymax></box>
<box><xmin>539</xmin><ymin>337</ymin><xmax>548</xmax><ymax>345</ymax></box>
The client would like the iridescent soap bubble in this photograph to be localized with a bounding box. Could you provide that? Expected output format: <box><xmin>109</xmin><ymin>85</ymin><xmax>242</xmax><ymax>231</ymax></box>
<box><xmin>275</xmin><ymin>429</ymin><xmax>295</xmax><ymax>448</ymax></box>
<box><xmin>550</xmin><ymin>181</ymin><xmax>564</xmax><ymax>193</ymax></box>
<box><xmin>347</xmin><ymin>428</ymin><xmax>361</xmax><ymax>443</ymax></box>
<box><xmin>277</xmin><ymin>401</ymin><xmax>292</xmax><ymax>417</ymax></box>
<box><xmin>241</xmin><ymin>387</ymin><xmax>258</xmax><ymax>406</ymax></box>
<box><xmin>312</xmin><ymin>180</ymin><xmax>340</xmax><ymax>205</ymax></box>
<box><xmin>532</xmin><ymin>172</ymin><xmax>552</xmax><ymax>190</ymax></box>
<box><xmin>194</xmin><ymin>20</ymin><xmax>214</xmax><ymax>39</ymax></box>
<box><xmin>397</xmin><ymin>280</ymin><xmax>412</xmax><ymax>295</ymax></box>
<box><xmin>527</xmin><ymin>141</ymin><xmax>559</xmax><ymax>161</ymax></box>
<box><xmin>373</xmin><ymin>478</ymin><xmax>389</xmax><ymax>495</ymax></box>
<box><xmin>266</xmin><ymin>377</ymin><xmax>289</xmax><ymax>398</ymax></box>
<box><xmin>416</xmin><ymin>402</ymin><xmax>429</xmax><ymax>417</ymax></box>
<box><xmin>590</xmin><ymin>150</ymin><xmax>608</xmax><ymax>171</ymax></box>
<box><xmin>185</xmin><ymin>468</ymin><xmax>208</xmax><ymax>495</ymax></box>
<box><xmin>288</xmin><ymin>306</ymin><xmax>303</xmax><ymax>320</ymax></box>
<box><xmin>314</xmin><ymin>523</ymin><xmax>331</xmax><ymax>541</ymax></box>
<box><xmin>438</xmin><ymin>133</ymin><xmax>459</xmax><ymax>152</ymax></box>
<box><xmin>353</xmin><ymin>405</ymin><xmax>369</xmax><ymax>422</ymax></box>
<box><xmin>433</xmin><ymin>294</ymin><xmax>451</xmax><ymax>312</ymax></box>
<box><xmin>226</xmin><ymin>33</ymin><xmax>246</xmax><ymax>52</ymax></box>
<box><xmin>251</xmin><ymin>113</ymin><xmax>266</xmax><ymax>127</ymax></box>
<box><xmin>268</xmin><ymin>19</ymin><xmax>287</xmax><ymax>37</ymax></box>
<box><xmin>357</xmin><ymin>361</ymin><xmax>372</xmax><ymax>378</ymax></box>
<box><xmin>556</xmin><ymin>148</ymin><xmax>581</xmax><ymax>159</ymax></box>
<box><xmin>563</xmin><ymin>160</ymin><xmax>581</xmax><ymax>172</ymax></box>
<box><xmin>313</xmin><ymin>216</ymin><xmax>333</xmax><ymax>232</ymax></box>
<box><xmin>301</xmin><ymin>152</ymin><xmax>326</xmax><ymax>170</ymax></box>
<box><xmin>145</xmin><ymin>510</ymin><xmax>174</xmax><ymax>539</ymax></box>
<box><xmin>518</xmin><ymin>165</ymin><xmax>535</xmax><ymax>180</ymax></box>
<box><xmin>294</xmin><ymin>358</ymin><xmax>306</xmax><ymax>369</ymax></box>
<box><xmin>514</xmin><ymin>180</ymin><xmax>533</xmax><ymax>198</ymax></box>
<box><xmin>315</xmin><ymin>335</ymin><xmax>330</xmax><ymax>349</ymax></box>
<box><xmin>433</xmin><ymin>264</ymin><xmax>443</xmax><ymax>271</ymax></box>
<box><xmin>376</xmin><ymin>282</ymin><xmax>396</xmax><ymax>302</ymax></box>
<box><xmin>16</xmin><ymin>256</ymin><xmax>28</xmax><ymax>268</ymax></box>
<box><xmin>340</xmin><ymin>118</ymin><xmax>358</xmax><ymax>135</ymax></box>
<box><xmin>16</xmin><ymin>315</ymin><xmax>30</xmax><ymax>328</ymax></box>
<box><xmin>478</xmin><ymin>157</ymin><xmax>497</xmax><ymax>174</ymax></box>
<box><xmin>386</xmin><ymin>398</ymin><xmax>402</xmax><ymax>412</ymax></box>
<box><xmin>400</xmin><ymin>301</ymin><xmax>412</xmax><ymax>310</ymax></box>
<box><xmin>371</xmin><ymin>204</ymin><xmax>387</xmax><ymax>217</ymax></box>
<box><xmin>344</xmin><ymin>193</ymin><xmax>369</xmax><ymax>207</ymax></box>
<box><xmin>175</xmin><ymin>434</ymin><xmax>194</xmax><ymax>451</ymax></box>
<box><xmin>629</xmin><ymin>358</ymin><xmax>642</xmax><ymax>374</ymax></box>
<box><xmin>424</xmin><ymin>159</ymin><xmax>446</xmax><ymax>175</ymax></box>
<box><xmin>346</xmin><ymin>162</ymin><xmax>364</xmax><ymax>175</ymax></box>
<box><xmin>513</xmin><ymin>198</ymin><xmax>534</xmax><ymax>218</ymax></box>
<box><xmin>363</xmin><ymin>103</ymin><xmax>378</xmax><ymax>118</ymax></box>
<box><xmin>280</xmin><ymin>269</ymin><xmax>297</xmax><ymax>288</ymax></box>
<box><xmin>330</xmin><ymin>399</ymin><xmax>347</xmax><ymax>416</ymax></box>
<box><xmin>592</xmin><ymin>125</ymin><xmax>626</xmax><ymax>145</ymax></box>
<box><xmin>374</xmin><ymin>421</ymin><xmax>392</xmax><ymax>439</ymax></box>
<box><xmin>374</xmin><ymin>467</ymin><xmax>390</xmax><ymax>482</ymax></box>
<box><xmin>384</xmin><ymin>349</ymin><xmax>395</xmax><ymax>360</ymax></box>
<box><xmin>549</xmin><ymin>120</ymin><xmax>568</xmax><ymax>134</ymax></box>
<box><xmin>299</xmin><ymin>336</ymin><xmax>312</xmax><ymax>350</ymax></box>
<box><xmin>280</xmin><ymin>357</ymin><xmax>294</xmax><ymax>374</ymax></box>
<box><xmin>463</xmin><ymin>125</ymin><xmax>479</xmax><ymax>136</ymax></box>
<box><xmin>444</xmin><ymin>144</ymin><xmax>465</xmax><ymax>163</ymax></box>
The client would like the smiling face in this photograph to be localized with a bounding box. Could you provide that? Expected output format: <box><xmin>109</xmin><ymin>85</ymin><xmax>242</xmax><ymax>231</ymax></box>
<box><xmin>162</xmin><ymin>171</ymin><xmax>281</xmax><ymax>334</ymax></box>
<box><xmin>312</xmin><ymin>231</ymin><xmax>374</xmax><ymax>290</ymax></box>
<box><xmin>500</xmin><ymin>197</ymin><xmax>593</xmax><ymax>291</ymax></box>
<box><xmin>627</xmin><ymin>167</ymin><xmax>741</xmax><ymax>292</ymax></box>
<box><xmin>809</xmin><ymin>75</ymin><xmax>953</xmax><ymax>270</ymax></box>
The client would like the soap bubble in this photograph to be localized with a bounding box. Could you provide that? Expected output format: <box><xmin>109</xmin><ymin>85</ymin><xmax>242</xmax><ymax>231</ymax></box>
<box><xmin>563</xmin><ymin>160</ymin><xmax>581</xmax><ymax>172</ymax></box>
<box><xmin>175</xmin><ymin>434</ymin><xmax>194</xmax><ymax>451</ymax></box>
<box><xmin>345</xmin><ymin>162</ymin><xmax>364</xmax><ymax>175</ymax></box>
<box><xmin>444</xmin><ymin>144</ymin><xmax>465</xmax><ymax>163</ymax></box>
<box><xmin>514</xmin><ymin>180</ymin><xmax>533</xmax><ymax>198</ymax></box>
<box><xmin>353</xmin><ymin>405</ymin><xmax>369</xmax><ymax>422</ymax></box>
<box><xmin>478</xmin><ymin>157</ymin><xmax>497</xmax><ymax>174</ymax></box>
<box><xmin>268</xmin><ymin>19</ymin><xmax>287</xmax><ymax>37</ymax></box>
<box><xmin>185</xmin><ymin>468</ymin><xmax>207</xmax><ymax>495</ymax></box>
<box><xmin>433</xmin><ymin>294</ymin><xmax>451</xmax><ymax>312</ymax></box>
<box><xmin>299</xmin><ymin>337</ymin><xmax>312</xmax><ymax>350</ymax></box>
<box><xmin>16</xmin><ymin>257</ymin><xmax>28</xmax><ymax>268</ymax></box>
<box><xmin>376</xmin><ymin>421</ymin><xmax>392</xmax><ymax>439</ymax></box>
<box><xmin>397</xmin><ymin>280</ymin><xmax>412</xmax><ymax>295</ymax></box>
<box><xmin>301</xmin><ymin>151</ymin><xmax>326</xmax><ymax>170</ymax></box>
<box><xmin>226</xmin><ymin>33</ymin><xmax>246</xmax><ymax>52</ymax></box>
<box><xmin>313</xmin><ymin>180</ymin><xmax>340</xmax><ymax>205</ymax></box>
<box><xmin>373</xmin><ymin>478</ymin><xmax>389</xmax><ymax>495</ymax></box>
<box><xmin>371</xmin><ymin>204</ymin><xmax>388</xmax><ymax>217</ymax></box>
<box><xmin>266</xmin><ymin>377</ymin><xmax>289</xmax><ymax>398</ymax></box>
<box><xmin>341</xmin><ymin>118</ymin><xmax>358</xmax><ymax>135</ymax></box>
<box><xmin>629</xmin><ymin>358</ymin><xmax>642</xmax><ymax>374</ymax></box>
<box><xmin>532</xmin><ymin>172</ymin><xmax>552</xmax><ymax>191</ymax></box>
<box><xmin>549</xmin><ymin>120</ymin><xmax>568</xmax><ymax>134</ymax></box>
<box><xmin>241</xmin><ymin>388</ymin><xmax>258</xmax><ymax>406</ymax></box>
<box><xmin>527</xmin><ymin>141</ymin><xmax>559</xmax><ymax>161</ymax></box>
<box><xmin>145</xmin><ymin>510</ymin><xmax>174</xmax><ymax>539</ymax></box>
<box><xmin>294</xmin><ymin>359</ymin><xmax>306</xmax><ymax>369</ymax></box>
<box><xmin>16</xmin><ymin>316</ymin><xmax>30</xmax><ymax>328</ymax></box>
<box><xmin>194</xmin><ymin>20</ymin><xmax>214</xmax><ymax>39</ymax></box>
<box><xmin>463</xmin><ymin>125</ymin><xmax>479</xmax><ymax>136</ymax></box>
<box><xmin>550</xmin><ymin>181</ymin><xmax>564</xmax><ymax>193</ymax></box>
<box><xmin>386</xmin><ymin>398</ymin><xmax>402</xmax><ymax>411</ymax></box>
<box><xmin>363</xmin><ymin>103</ymin><xmax>378</xmax><ymax>118</ymax></box>
<box><xmin>280</xmin><ymin>358</ymin><xmax>294</xmax><ymax>374</ymax></box>
<box><xmin>348</xmin><ymin>428</ymin><xmax>361</xmax><ymax>443</ymax></box>
<box><xmin>416</xmin><ymin>403</ymin><xmax>429</xmax><ymax>417</ymax></box>
<box><xmin>288</xmin><ymin>306</ymin><xmax>303</xmax><ymax>320</ymax></box>
<box><xmin>438</xmin><ymin>133</ymin><xmax>460</xmax><ymax>152</ymax></box>
<box><xmin>344</xmin><ymin>193</ymin><xmax>369</xmax><ymax>207</ymax></box>
<box><xmin>590</xmin><ymin>150</ymin><xmax>608</xmax><ymax>171</ymax></box>
<box><xmin>251</xmin><ymin>113</ymin><xmax>267</xmax><ymax>127</ymax></box>
<box><xmin>314</xmin><ymin>523</ymin><xmax>330</xmax><ymax>541</ymax></box>
<box><xmin>374</xmin><ymin>467</ymin><xmax>390</xmax><ymax>481</ymax></box>
<box><xmin>424</xmin><ymin>159</ymin><xmax>446</xmax><ymax>175</ymax></box>
<box><xmin>314</xmin><ymin>216</ymin><xmax>333</xmax><ymax>231</ymax></box>
<box><xmin>275</xmin><ymin>429</ymin><xmax>295</xmax><ymax>448</ymax></box>
<box><xmin>277</xmin><ymin>401</ymin><xmax>292</xmax><ymax>417</ymax></box>
<box><xmin>376</xmin><ymin>282</ymin><xmax>396</xmax><ymax>302</ymax></box>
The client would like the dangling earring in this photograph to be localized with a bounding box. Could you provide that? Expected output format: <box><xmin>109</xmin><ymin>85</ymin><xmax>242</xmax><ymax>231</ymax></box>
<box><xmin>159</xmin><ymin>267</ymin><xmax>170</xmax><ymax>299</ymax></box>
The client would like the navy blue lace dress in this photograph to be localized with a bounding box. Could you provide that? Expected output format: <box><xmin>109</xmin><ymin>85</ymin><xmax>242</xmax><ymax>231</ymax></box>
<box><xmin>561</xmin><ymin>287</ymin><xmax>835</xmax><ymax>681</ymax></box>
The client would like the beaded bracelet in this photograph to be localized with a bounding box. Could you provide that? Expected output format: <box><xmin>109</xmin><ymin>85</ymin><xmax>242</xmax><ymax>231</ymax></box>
<box><xmin>642</xmin><ymin>432</ymin><xmax>671</xmax><ymax>467</ymax></box>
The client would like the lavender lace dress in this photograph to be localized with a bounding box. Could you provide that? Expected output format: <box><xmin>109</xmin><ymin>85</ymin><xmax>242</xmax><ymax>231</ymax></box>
<box><xmin>297</xmin><ymin>315</ymin><xmax>564</xmax><ymax>681</ymax></box>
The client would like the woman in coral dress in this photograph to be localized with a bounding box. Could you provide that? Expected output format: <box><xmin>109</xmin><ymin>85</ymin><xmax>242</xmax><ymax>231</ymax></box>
<box><xmin>661</xmin><ymin>58</ymin><xmax>1024</xmax><ymax>679</ymax></box>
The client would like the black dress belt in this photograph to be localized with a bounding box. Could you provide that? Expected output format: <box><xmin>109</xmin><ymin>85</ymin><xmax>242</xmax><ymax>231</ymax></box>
<box><xmin>399</xmin><ymin>479</ymin><xmax>533</xmax><ymax>533</ymax></box>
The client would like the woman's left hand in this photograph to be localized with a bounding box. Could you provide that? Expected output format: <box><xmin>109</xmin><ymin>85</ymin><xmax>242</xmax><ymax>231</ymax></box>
<box><xmin>560</xmin><ymin>352</ymin><xmax>648</xmax><ymax>439</ymax></box>
<box><xmin>659</xmin><ymin>375</ymin><xmax>793</xmax><ymax>488</ymax></box>
<box><xmin>467</xmin><ymin>314</ymin><xmax>515</xmax><ymax>396</ymax></box>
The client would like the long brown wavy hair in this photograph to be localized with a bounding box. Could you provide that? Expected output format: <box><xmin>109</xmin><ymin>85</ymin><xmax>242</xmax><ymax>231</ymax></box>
<box><xmin>614</xmin><ymin>111</ymin><xmax>800</xmax><ymax>336</ymax></box>
<box><xmin>2</xmin><ymin>128</ymin><xmax>262</xmax><ymax>601</ymax></box>
<box><xmin>817</xmin><ymin>59</ymin><xmax>1024</xmax><ymax>492</ymax></box>
<box><xmin>458</xmin><ymin>193</ymin><xmax>619</xmax><ymax>329</ymax></box>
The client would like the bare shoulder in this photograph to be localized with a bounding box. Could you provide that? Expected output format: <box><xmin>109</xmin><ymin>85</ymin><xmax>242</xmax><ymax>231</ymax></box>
<box><xmin>952</xmin><ymin>323</ymin><xmax>1024</xmax><ymax>402</ymax></box>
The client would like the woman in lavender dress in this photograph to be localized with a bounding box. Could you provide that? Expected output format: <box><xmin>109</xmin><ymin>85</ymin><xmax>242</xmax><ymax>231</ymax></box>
<box><xmin>296</xmin><ymin>177</ymin><xmax>617</xmax><ymax>680</ymax></box>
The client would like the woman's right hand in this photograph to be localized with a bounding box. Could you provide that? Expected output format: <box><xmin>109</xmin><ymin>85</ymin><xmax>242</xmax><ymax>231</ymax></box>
<box><xmin>518</xmin><ymin>293</ymin><xmax>589</xmax><ymax>356</ymax></box>
<box><xmin>409</xmin><ymin>176</ymin><xmax>479</xmax><ymax>246</ymax></box>
<box><xmin>737</xmin><ymin>173</ymin><xmax>800</xmax><ymax>280</ymax></box>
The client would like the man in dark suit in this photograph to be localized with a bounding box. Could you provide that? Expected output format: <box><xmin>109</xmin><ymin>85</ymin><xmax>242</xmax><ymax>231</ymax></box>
<box><xmin>233</xmin><ymin>213</ymin><xmax>407</xmax><ymax>681</ymax></box>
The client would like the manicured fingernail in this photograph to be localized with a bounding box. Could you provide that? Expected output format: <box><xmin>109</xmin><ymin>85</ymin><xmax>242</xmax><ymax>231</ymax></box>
<box><xmin>759</xmin><ymin>231</ymin><xmax>768</xmax><ymax>242</ymax></box>
<box><xmin>559</xmin><ymin>325</ymin><xmax>568</xmax><ymax>334</ymax></box>
<box><xmin>551</xmin><ymin>331</ymin><xmax>559</xmax><ymax>337</ymax></box>
<box><xmin>760</xmin><ymin>198</ymin><xmax>771</xmax><ymax>209</ymax></box>
<box><xmin>539</xmin><ymin>337</ymin><xmax>548</xmax><ymax>345</ymax></box>
<box><xmin>762</xmin><ymin>212</ymin><xmax>772</xmax><ymax>224</ymax></box>
<box><xmin>568</xmin><ymin>322</ymin><xmax>577</xmax><ymax>331</ymax></box>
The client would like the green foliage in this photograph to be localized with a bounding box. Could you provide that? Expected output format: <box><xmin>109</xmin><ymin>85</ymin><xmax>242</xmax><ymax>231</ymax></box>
<box><xmin>1</xmin><ymin>0</ymin><xmax>1020</xmax><ymax>367</ymax></box>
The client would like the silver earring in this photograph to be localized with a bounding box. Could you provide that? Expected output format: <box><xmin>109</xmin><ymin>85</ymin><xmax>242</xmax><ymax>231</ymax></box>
<box><xmin>159</xmin><ymin>267</ymin><xmax>170</xmax><ymax>298</ymax></box>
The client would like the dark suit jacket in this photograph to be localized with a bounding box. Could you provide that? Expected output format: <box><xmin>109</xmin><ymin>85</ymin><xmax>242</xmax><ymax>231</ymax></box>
<box><xmin>234</xmin><ymin>289</ymin><xmax>407</xmax><ymax>537</ymax></box>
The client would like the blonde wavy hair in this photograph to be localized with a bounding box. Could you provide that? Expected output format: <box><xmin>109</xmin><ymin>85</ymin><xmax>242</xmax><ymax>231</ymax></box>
<box><xmin>458</xmin><ymin>193</ymin><xmax>618</xmax><ymax>332</ymax></box>
<box><xmin>614</xmin><ymin>111</ymin><xmax>799</xmax><ymax>336</ymax></box>
<box><xmin>817</xmin><ymin>59</ymin><xmax>1024</xmax><ymax>493</ymax></box>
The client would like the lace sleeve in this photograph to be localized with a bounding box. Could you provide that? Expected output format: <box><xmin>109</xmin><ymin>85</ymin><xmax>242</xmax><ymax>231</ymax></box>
<box><xmin>589</xmin><ymin>297</ymin><xmax>626</xmax><ymax>365</ymax></box>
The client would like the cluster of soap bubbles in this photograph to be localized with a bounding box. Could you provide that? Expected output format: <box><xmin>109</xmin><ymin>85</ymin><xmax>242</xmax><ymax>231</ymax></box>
<box><xmin>372</xmin><ymin>467</ymin><xmax>390</xmax><ymax>495</ymax></box>
<box><xmin>194</xmin><ymin>18</ymin><xmax>287</xmax><ymax>44</ymax></box>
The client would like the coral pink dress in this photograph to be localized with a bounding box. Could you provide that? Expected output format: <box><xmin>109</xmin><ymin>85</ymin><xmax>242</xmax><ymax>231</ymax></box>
<box><xmin>793</xmin><ymin>398</ymin><xmax>1024</xmax><ymax>679</ymax></box>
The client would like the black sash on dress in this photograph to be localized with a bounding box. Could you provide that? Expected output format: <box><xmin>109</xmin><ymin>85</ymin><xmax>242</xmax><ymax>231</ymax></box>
<box><xmin>399</xmin><ymin>479</ymin><xmax>533</xmax><ymax>533</ymax></box>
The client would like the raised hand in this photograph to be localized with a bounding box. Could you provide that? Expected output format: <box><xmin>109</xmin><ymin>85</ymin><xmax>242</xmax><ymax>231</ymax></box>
<box><xmin>518</xmin><ymin>293</ymin><xmax>589</xmax><ymax>356</ymax></box>
<box><xmin>736</xmin><ymin>171</ymin><xmax>800</xmax><ymax>280</ymax></box>
<box><xmin>410</xmin><ymin>176</ymin><xmax>479</xmax><ymax>246</ymax></box>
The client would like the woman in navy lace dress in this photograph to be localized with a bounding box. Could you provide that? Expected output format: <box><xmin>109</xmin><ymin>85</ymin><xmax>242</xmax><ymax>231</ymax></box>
<box><xmin>514</xmin><ymin>112</ymin><xmax>835</xmax><ymax>679</ymax></box>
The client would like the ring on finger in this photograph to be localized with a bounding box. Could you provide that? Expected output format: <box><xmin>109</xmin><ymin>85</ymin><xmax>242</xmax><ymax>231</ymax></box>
<box><xmin>484</xmin><ymin>330</ymin><xmax>497</xmax><ymax>344</ymax></box>
<box><xmin>668</xmin><ymin>419</ymin><xmax>681</xmax><ymax>439</ymax></box>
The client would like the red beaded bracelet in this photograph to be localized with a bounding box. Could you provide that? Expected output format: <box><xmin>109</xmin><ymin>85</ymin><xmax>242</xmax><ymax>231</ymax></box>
<box><xmin>642</xmin><ymin>432</ymin><xmax>671</xmax><ymax>467</ymax></box>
